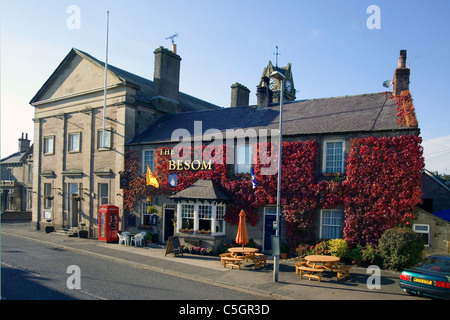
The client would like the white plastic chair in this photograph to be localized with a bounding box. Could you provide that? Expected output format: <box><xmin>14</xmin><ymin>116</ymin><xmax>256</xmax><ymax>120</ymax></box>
<box><xmin>131</xmin><ymin>232</ymin><xmax>146</xmax><ymax>247</ymax></box>
<box><xmin>118</xmin><ymin>232</ymin><xmax>129</xmax><ymax>246</ymax></box>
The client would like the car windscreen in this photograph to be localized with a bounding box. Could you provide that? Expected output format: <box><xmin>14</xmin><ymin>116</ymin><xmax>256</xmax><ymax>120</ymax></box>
<box><xmin>415</xmin><ymin>257</ymin><xmax>450</xmax><ymax>273</ymax></box>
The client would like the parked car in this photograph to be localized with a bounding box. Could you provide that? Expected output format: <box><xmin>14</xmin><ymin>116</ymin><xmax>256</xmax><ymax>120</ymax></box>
<box><xmin>399</xmin><ymin>254</ymin><xmax>450</xmax><ymax>300</ymax></box>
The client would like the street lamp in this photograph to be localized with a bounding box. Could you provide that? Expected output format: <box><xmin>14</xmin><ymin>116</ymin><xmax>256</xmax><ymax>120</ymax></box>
<box><xmin>270</xmin><ymin>70</ymin><xmax>285</xmax><ymax>283</ymax></box>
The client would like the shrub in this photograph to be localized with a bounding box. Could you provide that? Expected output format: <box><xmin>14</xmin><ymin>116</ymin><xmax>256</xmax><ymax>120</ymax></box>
<box><xmin>345</xmin><ymin>245</ymin><xmax>363</xmax><ymax>264</ymax></box>
<box><xmin>296</xmin><ymin>244</ymin><xmax>309</xmax><ymax>258</ymax></box>
<box><xmin>307</xmin><ymin>241</ymin><xmax>329</xmax><ymax>255</ymax></box>
<box><xmin>327</xmin><ymin>239</ymin><xmax>349</xmax><ymax>258</ymax></box>
<box><xmin>361</xmin><ymin>243</ymin><xmax>381</xmax><ymax>265</ymax></box>
<box><xmin>377</xmin><ymin>227</ymin><xmax>424</xmax><ymax>270</ymax></box>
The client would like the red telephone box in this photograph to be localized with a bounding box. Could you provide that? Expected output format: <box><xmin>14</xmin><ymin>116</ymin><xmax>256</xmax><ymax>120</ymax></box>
<box><xmin>98</xmin><ymin>204</ymin><xmax>119</xmax><ymax>242</ymax></box>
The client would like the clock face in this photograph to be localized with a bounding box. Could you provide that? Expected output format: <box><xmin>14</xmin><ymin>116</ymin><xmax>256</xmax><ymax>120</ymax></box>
<box><xmin>286</xmin><ymin>80</ymin><xmax>292</xmax><ymax>92</ymax></box>
<box><xmin>269</xmin><ymin>77</ymin><xmax>275</xmax><ymax>90</ymax></box>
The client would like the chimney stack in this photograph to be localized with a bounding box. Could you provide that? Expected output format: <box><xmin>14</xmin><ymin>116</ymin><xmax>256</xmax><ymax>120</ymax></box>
<box><xmin>393</xmin><ymin>50</ymin><xmax>410</xmax><ymax>95</ymax></box>
<box><xmin>230</xmin><ymin>83</ymin><xmax>250</xmax><ymax>107</ymax></box>
<box><xmin>18</xmin><ymin>133</ymin><xmax>30</xmax><ymax>153</ymax></box>
<box><xmin>153</xmin><ymin>46</ymin><xmax>181</xmax><ymax>103</ymax></box>
<box><xmin>256</xmin><ymin>76</ymin><xmax>272</xmax><ymax>107</ymax></box>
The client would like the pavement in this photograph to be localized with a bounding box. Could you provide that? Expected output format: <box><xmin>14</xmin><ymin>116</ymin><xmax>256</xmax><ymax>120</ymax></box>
<box><xmin>1</xmin><ymin>221</ymin><xmax>422</xmax><ymax>300</ymax></box>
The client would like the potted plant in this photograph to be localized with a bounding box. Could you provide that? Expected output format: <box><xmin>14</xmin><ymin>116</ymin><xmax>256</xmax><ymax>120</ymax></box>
<box><xmin>280</xmin><ymin>242</ymin><xmax>289</xmax><ymax>259</ymax></box>
<box><xmin>145</xmin><ymin>232</ymin><xmax>153</xmax><ymax>244</ymax></box>
<box><xmin>146</xmin><ymin>205</ymin><xmax>158</xmax><ymax>214</ymax></box>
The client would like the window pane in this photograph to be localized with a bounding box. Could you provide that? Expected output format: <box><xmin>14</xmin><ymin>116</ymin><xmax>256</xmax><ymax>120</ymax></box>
<box><xmin>69</xmin><ymin>133</ymin><xmax>80</xmax><ymax>152</ymax></box>
<box><xmin>98</xmin><ymin>130</ymin><xmax>111</xmax><ymax>149</ymax></box>
<box><xmin>235</xmin><ymin>145</ymin><xmax>251</xmax><ymax>174</ymax></box>
<box><xmin>99</xmin><ymin>183</ymin><xmax>108</xmax><ymax>205</ymax></box>
<box><xmin>143</xmin><ymin>150</ymin><xmax>155</xmax><ymax>172</ymax></box>
<box><xmin>321</xmin><ymin>210</ymin><xmax>343</xmax><ymax>239</ymax></box>
<box><xmin>44</xmin><ymin>137</ymin><xmax>54</xmax><ymax>154</ymax></box>
<box><xmin>325</xmin><ymin>141</ymin><xmax>343</xmax><ymax>173</ymax></box>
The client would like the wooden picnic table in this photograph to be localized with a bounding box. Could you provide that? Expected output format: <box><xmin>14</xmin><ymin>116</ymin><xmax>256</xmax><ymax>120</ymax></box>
<box><xmin>225</xmin><ymin>247</ymin><xmax>267</xmax><ymax>269</ymax></box>
<box><xmin>305</xmin><ymin>255</ymin><xmax>340</xmax><ymax>269</ymax></box>
<box><xmin>228</xmin><ymin>247</ymin><xmax>259</xmax><ymax>256</ymax></box>
<box><xmin>297</xmin><ymin>255</ymin><xmax>351</xmax><ymax>281</ymax></box>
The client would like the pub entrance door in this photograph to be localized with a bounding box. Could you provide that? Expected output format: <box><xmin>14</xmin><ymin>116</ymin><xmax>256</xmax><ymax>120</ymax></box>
<box><xmin>164</xmin><ymin>208</ymin><xmax>175</xmax><ymax>242</ymax></box>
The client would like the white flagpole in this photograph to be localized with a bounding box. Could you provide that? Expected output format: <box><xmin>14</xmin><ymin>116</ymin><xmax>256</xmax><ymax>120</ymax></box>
<box><xmin>102</xmin><ymin>11</ymin><xmax>109</xmax><ymax>148</ymax></box>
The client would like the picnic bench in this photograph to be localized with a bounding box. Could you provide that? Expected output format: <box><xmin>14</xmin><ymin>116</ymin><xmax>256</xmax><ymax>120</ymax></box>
<box><xmin>249</xmin><ymin>254</ymin><xmax>267</xmax><ymax>269</ymax></box>
<box><xmin>298</xmin><ymin>265</ymin><xmax>325</xmax><ymax>282</ymax></box>
<box><xmin>222</xmin><ymin>256</ymin><xmax>245</xmax><ymax>269</ymax></box>
<box><xmin>330</xmin><ymin>264</ymin><xmax>352</xmax><ymax>280</ymax></box>
<box><xmin>295</xmin><ymin>256</ymin><xmax>352</xmax><ymax>281</ymax></box>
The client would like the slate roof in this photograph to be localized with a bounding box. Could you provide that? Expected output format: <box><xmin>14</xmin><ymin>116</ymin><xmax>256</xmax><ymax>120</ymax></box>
<box><xmin>170</xmin><ymin>180</ymin><xmax>231</xmax><ymax>202</ymax></box>
<box><xmin>31</xmin><ymin>48</ymin><xmax>220</xmax><ymax>112</ymax></box>
<box><xmin>433</xmin><ymin>209</ymin><xmax>450</xmax><ymax>223</ymax></box>
<box><xmin>128</xmin><ymin>91</ymin><xmax>413</xmax><ymax>145</ymax></box>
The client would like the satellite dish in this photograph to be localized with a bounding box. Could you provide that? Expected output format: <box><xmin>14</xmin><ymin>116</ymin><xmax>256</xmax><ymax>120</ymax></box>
<box><xmin>382</xmin><ymin>80</ymin><xmax>393</xmax><ymax>88</ymax></box>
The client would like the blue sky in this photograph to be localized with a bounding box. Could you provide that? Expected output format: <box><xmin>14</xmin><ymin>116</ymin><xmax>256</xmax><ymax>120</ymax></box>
<box><xmin>1</xmin><ymin>0</ymin><xmax>449</xmax><ymax>173</ymax></box>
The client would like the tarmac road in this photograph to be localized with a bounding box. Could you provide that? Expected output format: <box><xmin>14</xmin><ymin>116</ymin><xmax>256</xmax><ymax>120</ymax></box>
<box><xmin>1</xmin><ymin>221</ymin><xmax>423</xmax><ymax>301</ymax></box>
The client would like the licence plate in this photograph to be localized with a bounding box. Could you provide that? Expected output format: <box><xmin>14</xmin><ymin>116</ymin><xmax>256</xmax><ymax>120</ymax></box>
<box><xmin>413</xmin><ymin>277</ymin><xmax>432</xmax><ymax>285</ymax></box>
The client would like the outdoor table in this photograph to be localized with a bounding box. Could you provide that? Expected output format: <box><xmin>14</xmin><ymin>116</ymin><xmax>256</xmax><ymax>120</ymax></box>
<box><xmin>228</xmin><ymin>247</ymin><xmax>259</xmax><ymax>255</ymax></box>
<box><xmin>304</xmin><ymin>255</ymin><xmax>340</xmax><ymax>269</ymax></box>
<box><xmin>228</xmin><ymin>247</ymin><xmax>259</xmax><ymax>258</ymax></box>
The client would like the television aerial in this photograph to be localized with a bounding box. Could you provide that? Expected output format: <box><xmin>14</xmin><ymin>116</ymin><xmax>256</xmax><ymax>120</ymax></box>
<box><xmin>165</xmin><ymin>33</ymin><xmax>178</xmax><ymax>44</ymax></box>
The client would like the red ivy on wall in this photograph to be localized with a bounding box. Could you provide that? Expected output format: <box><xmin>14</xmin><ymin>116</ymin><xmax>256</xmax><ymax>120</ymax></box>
<box><xmin>392</xmin><ymin>90</ymin><xmax>418</xmax><ymax>128</ymax></box>
<box><xmin>343</xmin><ymin>135</ymin><xmax>424</xmax><ymax>247</ymax></box>
<box><xmin>123</xmin><ymin>135</ymin><xmax>424</xmax><ymax>249</ymax></box>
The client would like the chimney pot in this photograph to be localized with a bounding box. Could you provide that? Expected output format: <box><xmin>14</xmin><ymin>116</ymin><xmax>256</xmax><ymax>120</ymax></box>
<box><xmin>18</xmin><ymin>132</ymin><xmax>31</xmax><ymax>153</ymax></box>
<box><xmin>153</xmin><ymin>46</ymin><xmax>182</xmax><ymax>107</ymax></box>
<box><xmin>398</xmin><ymin>50</ymin><xmax>407</xmax><ymax>68</ymax></box>
<box><xmin>230</xmin><ymin>83</ymin><xmax>250</xmax><ymax>107</ymax></box>
<box><xmin>393</xmin><ymin>49</ymin><xmax>410</xmax><ymax>95</ymax></box>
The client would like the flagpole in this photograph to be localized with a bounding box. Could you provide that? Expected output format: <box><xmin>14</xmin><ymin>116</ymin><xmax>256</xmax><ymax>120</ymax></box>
<box><xmin>102</xmin><ymin>11</ymin><xmax>109</xmax><ymax>147</ymax></box>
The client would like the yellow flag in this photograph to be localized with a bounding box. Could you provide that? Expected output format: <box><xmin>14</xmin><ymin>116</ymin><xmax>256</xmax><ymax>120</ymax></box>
<box><xmin>146</xmin><ymin>165</ymin><xmax>159</xmax><ymax>188</ymax></box>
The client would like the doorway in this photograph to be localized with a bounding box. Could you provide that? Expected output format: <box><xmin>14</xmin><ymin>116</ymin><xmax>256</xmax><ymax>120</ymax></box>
<box><xmin>263</xmin><ymin>207</ymin><xmax>277</xmax><ymax>252</ymax></box>
<box><xmin>68</xmin><ymin>183</ymin><xmax>79</xmax><ymax>228</ymax></box>
<box><xmin>164</xmin><ymin>207</ymin><xmax>175</xmax><ymax>242</ymax></box>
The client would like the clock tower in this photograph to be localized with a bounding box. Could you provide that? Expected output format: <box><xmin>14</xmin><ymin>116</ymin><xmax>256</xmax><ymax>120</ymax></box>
<box><xmin>256</xmin><ymin>60</ymin><xmax>296</xmax><ymax>106</ymax></box>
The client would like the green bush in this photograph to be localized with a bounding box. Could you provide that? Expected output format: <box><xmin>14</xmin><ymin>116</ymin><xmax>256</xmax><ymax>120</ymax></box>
<box><xmin>359</xmin><ymin>243</ymin><xmax>381</xmax><ymax>265</ymax></box>
<box><xmin>345</xmin><ymin>245</ymin><xmax>363</xmax><ymax>264</ymax></box>
<box><xmin>327</xmin><ymin>239</ymin><xmax>349</xmax><ymax>258</ymax></box>
<box><xmin>377</xmin><ymin>227</ymin><xmax>424</xmax><ymax>270</ymax></box>
<box><xmin>307</xmin><ymin>241</ymin><xmax>329</xmax><ymax>255</ymax></box>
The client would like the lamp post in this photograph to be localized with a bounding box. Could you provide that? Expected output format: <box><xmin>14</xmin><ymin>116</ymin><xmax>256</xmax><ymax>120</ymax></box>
<box><xmin>270</xmin><ymin>70</ymin><xmax>285</xmax><ymax>282</ymax></box>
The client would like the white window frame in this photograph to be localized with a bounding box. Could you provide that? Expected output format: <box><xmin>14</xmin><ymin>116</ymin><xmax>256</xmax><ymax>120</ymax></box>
<box><xmin>142</xmin><ymin>149</ymin><xmax>155</xmax><ymax>173</ymax></box>
<box><xmin>322</xmin><ymin>139</ymin><xmax>345</xmax><ymax>174</ymax></box>
<box><xmin>198</xmin><ymin>204</ymin><xmax>212</xmax><ymax>232</ymax></box>
<box><xmin>320</xmin><ymin>209</ymin><xmax>344</xmax><ymax>239</ymax></box>
<box><xmin>176</xmin><ymin>202</ymin><xmax>226</xmax><ymax>235</ymax></box>
<box><xmin>98</xmin><ymin>129</ymin><xmax>112</xmax><ymax>150</ymax></box>
<box><xmin>98</xmin><ymin>183</ymin><xmax>109</xmax><ymax>206</ymax></box>
<box><xmin>235</xmin><ymin>143</ymin><xmax>252</xmax><ymax>174</ymax></box>
<box><xmin>27</xmin><ymin>189</ymin><xmax>33</xmax><ymax>210</ymax></box>
<box><xmin>44</xmin><ymin>136</ymin><xmax>55</xmax><ymax>155</ymax></box>
<box><xmin>215</xmin><ymin>205</ymin><xmax>225</xmax><ymax>234</ymax></box>
<box><xmin>413</xmin><ymin>224</ymin><xmax>430</xmax><ymax>246</ymax></box>
<box><xmin>44</xmin><ymin>183</ymin><xmax>52</xmax><ymax>209</ymax></box>
<box><xmin>68</xmin><ymin>132</ymin><xmax>81</xmax><ymax>153</ymax></box>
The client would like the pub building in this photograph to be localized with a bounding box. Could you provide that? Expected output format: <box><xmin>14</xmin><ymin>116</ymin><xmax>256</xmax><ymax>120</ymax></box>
<box><xmin>30</xmin><ymin>45</ymin><xmax>421</xmax><ymax>254</ymax></box>
<box><xmin>124</xmin><ymin>50</ymin><xmax>419</xmax><ymax>253</ymax></box>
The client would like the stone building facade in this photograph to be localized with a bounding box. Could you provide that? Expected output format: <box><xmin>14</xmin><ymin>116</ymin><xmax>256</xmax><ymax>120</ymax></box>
<box><xmin>1</xmin><ymin>133</ymin><xmax>33</xmax><ymax>218</ymax></box>
<box><xmin>29</xmin><ymin>46</ymin><xmax>219</xmax><ymax>236</ymax></box>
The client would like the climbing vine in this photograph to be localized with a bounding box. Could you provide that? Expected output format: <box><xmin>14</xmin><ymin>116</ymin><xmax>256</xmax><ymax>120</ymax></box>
<box><xmin>123</xmin><ymin>135</ymin><xmax>424</xmax><ymax>249</ymax></box>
